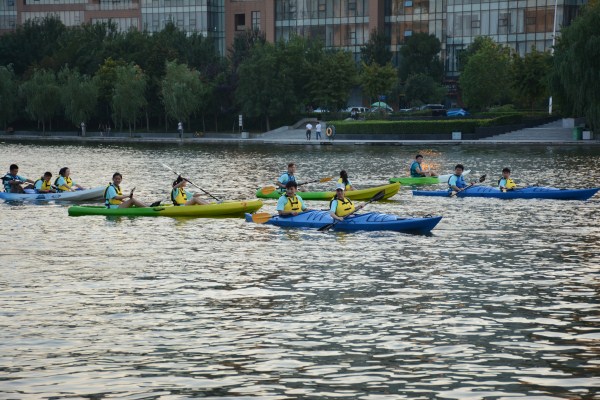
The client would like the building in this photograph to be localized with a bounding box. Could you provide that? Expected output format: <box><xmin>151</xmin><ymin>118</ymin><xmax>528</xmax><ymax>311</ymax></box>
<box><xmin>0</xmin><ymin>0</ymin><xmax>587</xmax><ymax>76</ymax></box>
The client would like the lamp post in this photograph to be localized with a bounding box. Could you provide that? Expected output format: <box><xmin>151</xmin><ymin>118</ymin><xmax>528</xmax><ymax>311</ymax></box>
<box><xmin>549</xmin><ymin>0</ymin><xmax>558</xmax><ymax>114</ymax></box>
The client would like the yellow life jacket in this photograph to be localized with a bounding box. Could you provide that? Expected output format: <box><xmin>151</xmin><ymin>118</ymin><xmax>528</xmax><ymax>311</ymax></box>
<box><xmin>499</xmin><ymin>177</ymin><xmax>517</xmax><ymax>189</ymax></box>
<box><xmin>331</xmin><ymin>197</ymin><xmax>355</xmax><ymax>217</ymax></box>
<box><xmin>35</xmin><ymin>178</ymin><xmax>53</xmax><ymax>192</ymax></box>
<box><xmin>171</xmin><ymin>187</ymin><xmax>188</xmax><ymax>205</ymax></box>
<box><xmin>104</xmin><ymin>183</ymin><xmax>122</xmax><ymax>206</ymax></box>
<box><xmin>55</xmin><ymin>176</ymin><xmax>73</xmax><ymax>191</ymax></box>
<box><xmin>283</xmin><ymin>195</ymin><xmax>302</xmax><ymax>212</ymax></box>
<box><xmin>337</xmin><ymin>178</ymin><xmax>352</xmax><ymax>191</ymax></box>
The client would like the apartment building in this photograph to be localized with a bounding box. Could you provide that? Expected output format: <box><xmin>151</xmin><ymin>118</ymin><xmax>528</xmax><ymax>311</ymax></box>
<box><xmin>0</xmin><ymin>0</ymin><xmax>586</xmax><ymax>76</ymax></box>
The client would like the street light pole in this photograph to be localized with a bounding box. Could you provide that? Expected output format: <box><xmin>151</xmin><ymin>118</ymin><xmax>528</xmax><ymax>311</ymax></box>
<box><xmin>549</xmin><ymin>0</ymin><xmax>558</xmax><ymax>114</ymax></box>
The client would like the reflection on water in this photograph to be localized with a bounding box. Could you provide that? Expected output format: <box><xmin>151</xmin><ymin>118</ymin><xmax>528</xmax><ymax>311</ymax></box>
<box><xmin>0</xmin><ymin>142</ymin><xmax>599</xmax><ymax>398</ymax></box>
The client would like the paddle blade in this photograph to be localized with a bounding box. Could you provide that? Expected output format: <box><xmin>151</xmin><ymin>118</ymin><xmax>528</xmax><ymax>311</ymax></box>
<box><xmin>479</xmin><ymin>174</ymin><xmax>487</xmax><ymax>183</ymax></box>
<box><xmin>319</xmin><ymin>177</ymin><xmax>333</xmax><ymax>183</ymax></box>
<box><xmin>259</xmin><ymin>186</ymin><xmax>277</xmax><ymax>195</ymax></box>
<box><xmin>251</xmin><ymin>212</ymin><xmax>274</xmax><ymax>224</ymax></box>
<box><xmin>369</xmin><ymin>190</ymin><xmax>386</xmax><ymax>203</ymax></box>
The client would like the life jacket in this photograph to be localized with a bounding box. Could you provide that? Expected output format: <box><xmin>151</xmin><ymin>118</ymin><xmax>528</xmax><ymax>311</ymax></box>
<box><xmin>283</xmin><ymin>195</ymin><xmax>302</xmax><ymax>212</ymax></box>
<box><xmin>448</xmin><ymin>174</ymin><xmax>466</xmax><ymax>189</ymax></box>
<box><xmin>498</xmin><ymin>177</ymin><xmax>517</xmax><ymax>189</ymax></box>
<box><xmin>330</xmin><ymin>196</ymin><xmax>355</xmax><ymax>217</ymax></box>
<box><xmin>337</xmin><ymin>178</ymin><xmax>352</xmax><ymax>191</ymax></box>
<box><xmin>104</xmin><ymin>183</ymin><xmax>122</xmax><ymax>206</ymax></box>
<box><xmin>171</xmin><ymin>187</ymin><xmax>188</xmax><ymax>205</ymax></box>
<box><xmin>35</xmin><ymin>178</ymin><xmax>53</xmax><ymax>192</ymax></box>
<box><xmin>278</xmin><ymin>172</ymin><xmax>296</xmax><ymax>192</ymax></box>
<box><xmin>410</xmin><ymin>161</ymin><xmax>421</xmax><ymax>177</ymax></box>
<box><xmin>55</xmin><ymin>176</ymin><xmax>73</xmax><ymax>192</ymax></box>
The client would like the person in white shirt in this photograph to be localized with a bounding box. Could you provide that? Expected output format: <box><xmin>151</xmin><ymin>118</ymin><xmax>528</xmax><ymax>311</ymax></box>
<box><xmin>315</xmin><ymin>121</ymin><xmax>322</xmax><ymax>140</ymax></box>
<box><xmin>305</xmin><ymin>122</ymin><xmax>313</xmax><ymax>140</ymax></box>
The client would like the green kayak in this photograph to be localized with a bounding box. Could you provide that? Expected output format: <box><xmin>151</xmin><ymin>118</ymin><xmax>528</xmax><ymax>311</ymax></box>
<box><xmin>68</xmin><ymin>199</ymin><xmax>263</xmax><ymax>217</ymax></box>
<box><xmin>255</xmin><ymin>183</ymin><xmax>400</xmax><ymax>201</ymax></box>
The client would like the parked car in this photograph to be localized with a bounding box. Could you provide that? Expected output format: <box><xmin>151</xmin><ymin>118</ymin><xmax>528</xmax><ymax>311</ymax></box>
<box><xmin>313</xmin><ymin>107</ymin><xmax>330</xmax><ymax>114</ymax></box>
<box><xmin>420</xmin><ymin>104</ymin><xmax>447</xmax><ymax>116</ymax></box>
<box><xmin>345</xmin><ymin>106</ymin><xmax>369</xmax><ymax>114</ymax></box>
<box><xmin>447</xmin><ymin>108</ymin><xmax>470</xmax><ymax>117</ymax></box>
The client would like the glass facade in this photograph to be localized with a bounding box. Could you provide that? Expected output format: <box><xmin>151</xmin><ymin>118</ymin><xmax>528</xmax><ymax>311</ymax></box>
<box><xmin>0</xmin><ymin>0</ymin><xmax>17</xmax><ymax>31</ymax></box>
<box><xmin>141</xmin><ymin>0</ymin><xmax>225</xmax><ymax>54</ymax></box>
<box><xmin>275</xmin><ymin>0</ymin><xmax>371</xmax><ymax>61</ymax></box>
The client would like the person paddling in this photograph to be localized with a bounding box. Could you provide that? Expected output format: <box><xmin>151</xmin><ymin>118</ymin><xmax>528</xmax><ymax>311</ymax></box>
<box><xmin>277</xmin><ymin>181</ymin><xmax>307</xmax><ymax>216</ymax></box>
<box><xmin>2</xmin><ymin>164</ymin><xmax>35</xmax><ymax>193</ymax></box>
<box><xmin>34</xmin><ymin>172</ymin><xmax>56</xmax><ymax>193</ymax></box>
<box><xmin>104</xmin><ymin>172</ymin><xmax>148</xmax><ymax>209</ymax></box>
<box><xmin>276</xmin><ymin>162</ymin><xmax>305</xmax><ymax>192</ymax></box>
<box><xmin>337</xmin><ymin>170</ymin><xmax>355</xmax><ymax>191</ymax></box>
<box><xmin>55</xmin><ymin>167</ymin><xmax>85</xmax><ymax>192</ymax></box>
<box><xmin>329</xmin><ymin>183</ymin><xmax>364</xmax><ymax>222</ymax></box>
<box><xmin>171</xmin><ymin>175</ymin><xmax>210</xmax><ymax>206</ymax></box>
<box><xmin>410</xmin><ymin>154</ymin><xmax>437</xmax><ymax>177</ymax></box>
<box><xmin>448</xmin><ymin>164</ymin><xmax>468</xmax><ymax>193</ymax></box>
<box><xmin>498</xmin><ymin>167</ymin><xmax>517</xmax><ymax>192</ymax></box>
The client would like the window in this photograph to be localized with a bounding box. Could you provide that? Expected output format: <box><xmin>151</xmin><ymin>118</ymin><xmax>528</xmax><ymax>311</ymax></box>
<box><xmin>405</xmin><ymin>30</ymin><xmax>413</xmax><ymax>37</ymax></box>
<box><xmin>471</xmin><ymin>19</ymin><xmax>480</xmax><ymax>28</ymax></box>
<box><xmin>526</xmin><ymin>16</ymin><xmax>536</xmax><ymax>25</ymax></box>
<box><xmin>234</xmin><ymin>13</ymin><xmax>245</xmax><ymax>31</ymax></box>
<box><xmin>251</xmin><ymin>11</ymin><xmax>260</xmax><ymax>31</ymax></box>
<box><xmin>499</xmin><ymin>14</ymin><xmax>509</xmax><ymax>27</ymax></box>
<box><xmin>348</xmin><ymin>0</ymin><xmax>356</xmax><ymax>12</ymax></box>
<box><xmin>404</xmin><ymin>1</ymin><xmax>413</xmax><ymax>6</ymax></box>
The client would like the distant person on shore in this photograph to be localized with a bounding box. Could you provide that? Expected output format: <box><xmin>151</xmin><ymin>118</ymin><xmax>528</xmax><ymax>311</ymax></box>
<box><xmin>80</xmin><ymin>122</ymin><xmax>86</xmax><ymax>137</ymax></box>
<box><xmin>178</xmin><ymin>121</ymin><xmax>183</xmax><ymax>139</ymax></box>
<box><xmin>306</xmin><ymin>122</ymin><xmax>313</xmax><ymax>141</ymax></box>
<box><xmin>410</xmin><ymin>154</ymin><xmax>437</xmax><ymax>177</ymax></box>
<box><xmin>337</xmin><ymin>170</ymin><xmax>355</xmax><ymax>191</ymax></box>
<box><xmin>277</xmin><ymin>181</ymin><xmax>307</xmax><ymax>216</ymax></box>
<box><xmin>448</xmin><ymin>164</ymin><xmax>468</xmax><ymax>192</ymax></box>
<box><xmin>55</xmin><ymin>167</ymin><xmax>85</xmax><ymax>192</ymax></box>
<box><xmin>2</xmin><ymin>164</ymin><xmax>35</xmax><ymax>193</ymax></box>
<box><xmin>104</xmin><ymin>172</ymin><xmax>149</xmax><ymax>209</ymax></box>
<box><xmin>498</xmin><ymin>167</ymin><xmax>517</xmax><ymax>192</ymax></box>
<box><xmin>34</xmin><ymin>172</ymin><xmax>56</xmax><ymax>193</ymax></box>
<box><xmin>171</xmin><ymin>175</ymin><xmax>209</xmax><ymax>206</ymax></box>
<box><xmin>315</xmin><ymin>121</ymin><xmax>322</xmax><ymax>140</ymax></box>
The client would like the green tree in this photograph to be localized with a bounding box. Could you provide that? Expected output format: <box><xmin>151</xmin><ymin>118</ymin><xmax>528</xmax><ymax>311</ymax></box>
<box><xmin>456</xmin><ymin>36</ymin><xmax>497</xmax><ymax>72</ymax></box>
<box><xmin>551</xmin><ymin>0</ymin><xmax>600</xmax><ymax>131</ymax></box>
<box><xmin>19</xmin><ymin>69</ymin><xmax>61</xmax><ymax>133</ymax></box>
<box><xmin>398</xmin><ymin>33</ymin><xmax>443</xmax><ymax>82</ymax></box>
<box><xmin>305</xmin><ymin>50</ymin><xmax>358</xmax><ymax>111</ymax></box>
<box><xmin>111</xmin><ymin>64</ymin><xmax>147</xmax><ymax>134</ymax></box>
<box><xmin>161</xmin><ymin>60</ymin><xmax>208</xmax><ymax>130</ymax></box>
<box><xmin>404</xmin><ymin>73</ymin><xmax>446</xmax><ymax>106</ymax></box>
<box><xmin>58</xmin><ymin>67</ymin><xmax>98</xmax><ymax>131</ymax></box>
<box><xmin>0</xmin><ymin>65</ymin><xmax>18</xmax><ymax>130</ymax></box>
<box><xmin>360</xmin><ymin>62</ymin><xmax>398</xmax><ymax>104</ymax></box>
<box><xmin>361</xmin><ymin>29</ymin><xmax>392</xmax><ymax>66</ymax></box>
<box><xmin>459</xmin><ymin>40</ymin><xmax>512</xmax><ymax>110</ymax></box>
<box><xmin>236</xmin><ymin>42</ymin><xmax>296</xmax><ymax>131</ymax></box>
<box><xmin>512</xmin><ymin>48</ymin><xmax>552</xmax><ymax>110</ymax></box>
<box><xmin>229</xmin><ymin>29</ymin><xmax>266</xmax><ymax>71</ymax></box>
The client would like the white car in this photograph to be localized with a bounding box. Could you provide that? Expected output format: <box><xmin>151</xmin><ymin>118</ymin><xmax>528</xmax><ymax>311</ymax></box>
<box><xmin>313</xmin><ymin>108</ymin><xmax>330</xmax><ymax>114</ymax></box>
<box><xmin>345</xmin><ymin>106</ymin><xmax>368</xmax><ymax>114</ymax></box>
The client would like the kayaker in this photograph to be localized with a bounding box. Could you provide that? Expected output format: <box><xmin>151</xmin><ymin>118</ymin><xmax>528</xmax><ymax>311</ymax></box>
<box><xmin>498</xmin><ymin>167</ymin><xmax>517</xmax><ymax>192</ymax></box>
<box><xmin>55</xmin><ymin>167</ymin><xmax>85</xmax><ymax>192</ymax></box>
<box><xmin>34</xmin><ymin>172</ymin><xmax>56</xmax><ymax>193</ymax></box>
<box><xmin>329</xmin><ymin>183</ymin><xmax>364</xmax><ymax>222</ymax></box>
<box><xmin>104</xmin><ymin>172</ymin><xmax>149</xmax><ymax>209</ymax></box>
<box><xmin>410</xmin><ymin>154</ymin><xmax>437</xmax><ymax>177</ymax></box>
<box><xmin>337</xmin><ymin>170</ymin><xmax>355</xmax><ymax>191</ymax></box>
<box><xmin>277</xmin><ymin>180</ymin><xmax>307</xmax><ymax>216</ymax></box>
<box><xmin>2</xmin><ymin>164</ymin><xmax>35</xmax><ymax>193</ymax></box>
<box><xmin>276</xmin><ymin>163</ymin><xmax>305</xmax><ymax>192</ymax></box>
<box><xmin>448</xmin><ymin>164</ymin><xmax>468</xmax><ymax>192</ymax></box>
<box><xmin>171</xmin><ymin>175</ymin><xmax>209</xmax><ymax>206</ymax></box>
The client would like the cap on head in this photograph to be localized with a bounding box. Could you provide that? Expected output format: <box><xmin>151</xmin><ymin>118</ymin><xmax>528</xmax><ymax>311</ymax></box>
<box><xmin>335</xmin><ymin>183</ymin><xmax>345</xmax><ymax>191</ymax></box>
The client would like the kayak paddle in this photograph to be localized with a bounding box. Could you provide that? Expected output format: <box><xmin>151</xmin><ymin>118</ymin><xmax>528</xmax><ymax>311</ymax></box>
<box><xmin>251</xmin><ymin>212</ymin><xmax>277</xmax><ymax>224</ymax></box>
<box><xmin>450</xmin><ymin>174</ymin><xmax>486</xmax><ymax>197</ymax></box>
<box><xmin>259</xmin><ymin>177</ymin><xmax>333</xmax><ymax>195</ymax></box>
<box><xmin>161</xmin><ymin>163</ymin><xmax>222</xmax><ymax>202</ymax></box>
<box><xmin>317</xmin><ymin>190</ymin><xmax>385</xmax><ymax>232</ymax></box>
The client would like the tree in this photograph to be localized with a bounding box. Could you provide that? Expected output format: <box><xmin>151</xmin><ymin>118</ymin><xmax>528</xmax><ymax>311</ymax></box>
<box><xmin>459</xmin><ymin>40</ymin><xmax>512</xmax><ymax>110</ymax></box>
<box><xmin>59</xmin><ymin>67</ymin><xmax>98</xmax><ymax>129</ymax></box>
<box><xmin>398</xmin><ymin>33</ymin><xmax>444</xmax><ymax>82</ymax></box>
<box><xmin>512</xmin><ymin>48</ymin><xmax>552</xmax><ymax>110</ymax></box>
<box><xmin>551</xmin><ymin>0</ymin><xmax>600</xmax><ymax>131</ymax></box>
<box><xmin>0</xmin><ymin>65</ymin><xmax>18</xmax><ymax>130</ymax></box>
<box><xmin>229</xmin><ymin>29</ymin><xmax>266</xmax><ymax>71</ymax></box>
<box><xmin>360</xmin><ymin>62</ymin><xmax>398</xmax><ymax>104</ymax></box>
<box><xmin>19</xmin><ymin>69</ymin><xmax>61</xmax><ymax>133</ymax></box>
<box><xmin>161</xmin><ymin>60</ymin><xmax>208</xmax><ymax>129</ymax></box>
<box><xmin>111</xmin><ymin>64</ymin><xmax>147</xmax><ymax>134</ymax></box>
<box><xmin>305</xmin><ymin>50</ymin><xmax>358</xmax><ymax>111</ymax></box>
<box><xmin>361</xmin><ymin>29</ymin><xmax>392</xmax><ymax>66</ymax></box>
<box><xmin>404</xmin><ymin>73</ymin><xmax>446</xmax><ymax>106</ymax></box>
<box><xmin>456</xmin><ymin>36</ymin><xmax>497</xmax><ymax>72</ymax></box>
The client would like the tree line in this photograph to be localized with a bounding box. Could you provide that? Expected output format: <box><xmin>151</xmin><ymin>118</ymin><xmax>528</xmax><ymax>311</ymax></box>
<box><xmin>0</xmin><ymin>1</ymin><xmax>598</xmax><ymax>134</ymax></box>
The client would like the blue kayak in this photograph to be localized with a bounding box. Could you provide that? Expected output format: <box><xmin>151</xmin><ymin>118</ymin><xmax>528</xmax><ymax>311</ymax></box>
<box><xmin>412</xmin><ymin>186</ymin><xmax>599</xmax><ymax>201</ymax></box>
<box><xmin>245</xmin><ymin>210</ymin><xmax>442</xmax><ymax>233</ymax></box>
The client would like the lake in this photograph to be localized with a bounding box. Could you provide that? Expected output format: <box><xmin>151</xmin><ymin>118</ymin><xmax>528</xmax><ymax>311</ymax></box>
<box><xmin>1</xmin><ymin>141</ymin><xmax>599</xmax><ymax>399</ymax></box>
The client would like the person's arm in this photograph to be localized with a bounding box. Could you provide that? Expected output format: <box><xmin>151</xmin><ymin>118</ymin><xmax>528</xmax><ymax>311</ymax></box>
<box><xmin>276</xmin><ymin>196</ymin><xmax>289</xmax><ymax>215</ymax></box>
<box><xmin>329</xmin><ymin>201</ymin><xmax>343</xmax><ymax>221</ymax></box>
<box><xmin>275</xmin><ymin>174</ymin><xmax>287</xmax><ymax>189</ymax></box>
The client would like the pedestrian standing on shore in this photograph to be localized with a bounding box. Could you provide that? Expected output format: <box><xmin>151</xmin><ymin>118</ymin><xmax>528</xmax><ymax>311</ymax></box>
<box><xmin>178</xmin><ymin>121</ymin><xmax>183</xmax><ymax>139</ymax></box>
<box><xmin>306</xmin><ymin>122</ymin><xmax>313</xmax><ymax>141</ymax></box>
<box><xmin>315</xmin><ymin>121</ymin><xmax>322</xmax><ymax>140</ymax></box>
<box><xmin>80</xmin><ymin>122</ymin><xmax>86</xmax><ymax>137</ymax></box>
